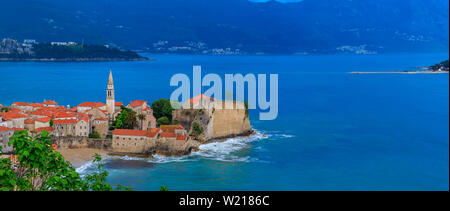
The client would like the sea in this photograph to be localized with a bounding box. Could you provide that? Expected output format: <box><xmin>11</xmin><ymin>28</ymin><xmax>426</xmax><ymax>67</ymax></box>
<box><xmin>0</xmin><ymin>53</ymin><xmax>448</xmax><ymax>190</ymax></box>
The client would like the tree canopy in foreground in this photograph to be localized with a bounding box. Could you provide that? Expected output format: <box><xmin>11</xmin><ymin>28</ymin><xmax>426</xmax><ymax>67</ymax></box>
<box><xmin>0</xmin><ymin>131</ymin><xmax>131</xmax><ymax>191</ymax></box>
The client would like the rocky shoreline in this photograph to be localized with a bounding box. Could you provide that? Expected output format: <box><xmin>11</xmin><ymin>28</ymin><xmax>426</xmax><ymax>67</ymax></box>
<box><xmin>59</xmin><ymin>131</ymin><xmax>257</xmax><ymax>168</ymax></box>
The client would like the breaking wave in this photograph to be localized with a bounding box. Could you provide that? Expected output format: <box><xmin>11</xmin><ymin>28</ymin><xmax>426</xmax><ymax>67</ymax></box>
<box><xmin>76</xmin><ymin>129</ymin><xmax>273</xmax><ymax>174</ymax></box>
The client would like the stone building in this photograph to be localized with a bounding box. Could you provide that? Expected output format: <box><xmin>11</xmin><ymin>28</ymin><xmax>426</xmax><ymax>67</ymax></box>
<box><xmin>53</xmin><ymin>119</ymin><xmax>77</xmax><ymax>137</ymax></box>
<box><xmin>24</xmin><ymin>118</ymin><xmax>35</xmax><ymax>131</ymax></box>
<box><xmin>11</xmin><ymin>102</ymin><xmax>33</xmax><ymax>111</ymax></box>
<box><xmin>34</xmin><ymin>117</ymin><xmax>51</xmax><ymax>129</ymax></box>
<box><xmin>112</xmin><ymin>128</ymin><xmax>161</xmax><ymax>154</ymax></box>
<box><xmin>77</xmin><ymin>102</ymin><xmax>106</xmax><ymax>113</ymax></box>
<box><xmin>42</xmin><ymin>100</ymin><xmax>58</xmax><ymax>108</ymax></box>
<box><xmin>92</xmin><ymin>118</ymin><xmax>109</xmax><ymax>138</ymax></box>
<box><xmin>0</xmin><ymin>126</ymin><xmax>15</xmax><ymax>154</ymax></box>
<box><xmin>0</xmin><ymin>112</ymin><xmax>28</xmax><ymax>128</ymax></box>
<box><xmin>127</xmin><ymin>100</ymin><xmax>157</xmax><ymax>130</ymax></box>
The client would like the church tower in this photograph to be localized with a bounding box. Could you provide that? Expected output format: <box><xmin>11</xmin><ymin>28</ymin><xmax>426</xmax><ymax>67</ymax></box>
<box><xmin>106</xmin><ymin>70</ymin><xmax>115</xmax><ymax>115</ymax></box>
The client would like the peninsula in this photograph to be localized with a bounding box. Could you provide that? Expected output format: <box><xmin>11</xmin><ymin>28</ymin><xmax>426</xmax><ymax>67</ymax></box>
<box><xmin>350</xmin><ymin>60</ymin><xmax>449</xmax><ymax>74</ymax></box>
<box><xmin>1</xmin><ymin>71</ymin><xmax>252</xmax><ymax>167</ymax></box>
<box><xmin>0</xmin><ymin>38</ymin><xmax>149</xmax><ymax>62</ymax></box>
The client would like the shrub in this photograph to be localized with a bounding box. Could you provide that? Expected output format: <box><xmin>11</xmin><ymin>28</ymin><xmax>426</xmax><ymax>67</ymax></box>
<box><xmin>157</xmin><ymin>116</ymin><xmax>170</xmax><ymax>126</ymax></box>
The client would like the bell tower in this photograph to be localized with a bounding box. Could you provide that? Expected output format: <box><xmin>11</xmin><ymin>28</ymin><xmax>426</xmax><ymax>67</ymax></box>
<box><xmin>106</xmin><ymin>69</ymin><xmax>115</xmax><ymax>115</ymax></box>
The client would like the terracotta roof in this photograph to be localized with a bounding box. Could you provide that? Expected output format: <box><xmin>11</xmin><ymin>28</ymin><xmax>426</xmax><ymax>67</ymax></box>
<box><xmin>53</xmin><ymin>119</ymin><xmax>77</xmax><ymax>124</ymax></box>
<box><xmin>160</xmin><ymin>125</ymin><xmax>185</xmax><ymax>133</ymax></box>
<box><xmin>43</xmin><ymin>100</ymin><xmax>58</xmax><ymax>105</ymax></box>
<box><xmin>113</xmin><ymin>129</ymin><xmax>149</xmax><ymax>137</ymax></box>
<box><xmin>147</xmin><ymin>128</ymin><xmax>161</xmax><ymax>138</ymax></box>
<box><xmin>78</xmin><ymin>102</ymin><xmax>105</xmax><ymax>108</ymax></box>
<box><xmin>129</xmin><ymin>100</ymin><xmax>147</xmax><ymax>108</ymax></box>
<box><xmin>189</xmin><ymin>94</ymin><xmax>215</xmax><ymax>104</ymax></box>
<box><xmin>176</xmin><ymin>135</ymin><xmax>187</xmax><ymax>141</ymax></box>
<box><xmin>13</xmin><ymin>102</ymin><xmax>30</xmax><ymax>106</ymax></box>
<box><xmin>35</xmin><ymin>117</ymin><xmax>51</xmax><ymax>123</ymax></box>
<box><xmin>0</xmin><ymin>126</ymin><xmax>14</xmax><ymax>132</ymax></box>
<box><xmin>25</xmin><ymin>119</ymin><xmax>35</xmax><ymax>124</ymax></box>
<box><xmin>96</xmin><ymin>102</ymin><xmax>106</xmax><ymax>107</ymax></box>
<box><xmin>113</xmin><ymin>128</ymin><xmax>161</xmax><ymax>138</ymax></box>
<box><xmin>160</xmin><ymin>132</ymin><xmax>177</xmax><ymax>138</ymax></box>
<box><xmin>8</xmin><ymin>108</ymin><xmax>22</xmax><ymax>114</ymax></box>
<box><xmin>54</xmin><ymin>111</ymin><xmax>77</xmax><ymax>119</ymax></box>
<box><xmin>34</xmin><ymin>127</ymin><xmax>54</xmax><ymax>132</ymax></box>
<box><xmin>30</xmin><ymin>109</ymin><xmax>53</xmax><ymax>117</ymax></box>
<box><xmin>69</xmin><ymin>107</ymin><xmax>77</xmax><ymax>112</ymax></box>
<box><xmin>0</xmin><ymin>113</ymin><xmax>28</xmax><ymax>120</ymax></box>
<box><xmin>12</xmin><ymin>128</ymin><xmax>25</xmax><ymax>132</ymax></box>
<box><xmin>30</xmin><ymin>103</ymin><xmax>43</xmax><ymax>107</ymax></box>
<box><xmin>115</xmin><ymin>102</ymin><xmax>123</xmax><ymax>106</ymax></box>
<box><xmin>95</xmin><ymin>118</ymin><xmax>108</xmax><ymax>121</ymax></box>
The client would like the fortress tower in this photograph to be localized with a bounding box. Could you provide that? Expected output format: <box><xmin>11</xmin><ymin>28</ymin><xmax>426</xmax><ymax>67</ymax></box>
<box><xmin>106</xmin><ymin>70</ymin><xmax>115</xmax><ymax>115</ymax></box>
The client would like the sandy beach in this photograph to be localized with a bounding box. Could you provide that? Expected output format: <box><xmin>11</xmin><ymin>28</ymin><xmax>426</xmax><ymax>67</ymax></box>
<box><xmin>58</xmin><ymin>148</ymin><xmax>110</xmax><ymax>168</ymax></box>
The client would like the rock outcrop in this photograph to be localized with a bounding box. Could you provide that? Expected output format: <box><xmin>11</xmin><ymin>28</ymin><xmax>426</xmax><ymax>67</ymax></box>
<box><xmin>173</xmin><ymin>100</ymin><xmax>253</xmax><ymax>143</ymax></box>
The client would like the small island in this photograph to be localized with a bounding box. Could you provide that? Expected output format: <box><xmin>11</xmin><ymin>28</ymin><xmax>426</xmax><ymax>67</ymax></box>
<box><xmin>351</xmin><ymin>59</ymin><xmax>449</xmax><ymax>74</ymax></box>
<box><xmin>0</xmin><ymin>38</ymin><xmax>149</xmax><ymax>62</ymax></box>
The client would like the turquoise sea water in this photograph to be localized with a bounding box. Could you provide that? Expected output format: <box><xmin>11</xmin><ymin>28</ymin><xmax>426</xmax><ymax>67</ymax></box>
<box><xmin>0</xmin><ymin>53</ymin><xmax>448</xmax><ymax>190</ymax></box>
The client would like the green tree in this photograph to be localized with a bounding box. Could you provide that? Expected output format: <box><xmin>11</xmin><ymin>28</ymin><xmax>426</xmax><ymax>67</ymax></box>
<box><xmin>49</xmin><ymin>119</ymin><xmax>54</xmax><ymax>127</ymax></box>
<box><xmin>1</xmin><ymin>107</ymin><xmax>9</xmax><ymax>112</ymax></box>
<box><xmin>157</xmin><ymin>116</ymin><xmax>170</xmax><ymax>126</ymax></box>
<box><xmin>192</xmin><ymin>122</ymin><xmax>204</xmax><ymax>137</ymax></box>
<box><xmin>89</xmin><ymin>131</ymin><xmax>101</xmax><ymax>139</ymax></box>
<box><xmin>113</xmin><ymin>106</ymin><xmax>137</xmax><ymax>129</ymax></box>
<box><xmin>0</xmin><ymin>131</ymin><xmax>130</xmax><ymax>191</ymax></box>
<box><xmin>152</xmin><ymin>99</ymin><xmax>175</xmax><ymax>122</ymax></box>
<box><xmin>160</xmin><ymin>185</ymin><xmax>169</xmax><ymax>191</ymax></box>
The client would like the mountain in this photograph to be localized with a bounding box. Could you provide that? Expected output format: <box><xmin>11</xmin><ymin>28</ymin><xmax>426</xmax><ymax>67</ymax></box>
<box><xmin>0</xmin><ymin>0</ymin><xmax>448</xmax><ymax>54</ymax></box>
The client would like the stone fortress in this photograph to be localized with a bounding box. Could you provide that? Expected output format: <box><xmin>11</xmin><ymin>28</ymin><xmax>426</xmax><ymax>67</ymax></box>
<box><xmin>1</xmin><ymin>70</ymin><xmax>252</xmax><ymax>156</ymax></box>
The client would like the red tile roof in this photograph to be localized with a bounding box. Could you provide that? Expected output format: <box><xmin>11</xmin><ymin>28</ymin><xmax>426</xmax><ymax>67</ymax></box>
<box><xmin>176</xmin><ymin>135</ymin><xmax>187</xmax><ymax>141</ymax></box>
<box><xmin>0</xmin><ymin>113</ymin><xmax>28</xmax><ymax>120</ymax></box>
<box><xmin>96</xmin><ymin>102</ymin><xmax>106</xmax><ymax>107</ymax></box>
<box><xmin>113</xmin><ymin>128</ymin><xmax>161</xmax><ymax>138</ymax></box>
<box><xmin>189</xmin><ymin>94</ymin><xmax>215</xmax><ymax>104</ymax></box>
<box><xmin>0</xmin><ymin>126</ymin><xmax>14</xmax><ymax>132</ymax></box>
<box><xmin>8</xmin><ymin>108</ymin><xmax>22</xmax><ymax>114</ymax></box>
<box><xmin>78</xmin><ymin>102</ymin><xmax>105</xmax><ymax>108</ymax></box>
<box><xmin>34</xmin><ymin>127</ymin><xmax>53</xmax><ymax>132</ymax></box>
<box><xmin>129</xmin><ymin>100</ymin><xmax>146</xmax><ymax>108</ymax></box>
<box><xmin>30</xmin><ymin>103</ymin><xmax>43</xmax><ymax>107</ymax></box>
<box><xmin>53</xmin><ymin>119</ymin><xmax>77</xmax><ymax>124</ymax></box>
<box><xmin>95</xmin><ymin>118</ymin><xmax>108</xmax><ymax>121</ymax></box>
<box><xmin>25</xmin><ymin>119</ymin><xmax>35</xmax><ymax>124</ymax></box>
<box><xmin>30</xmin><ymin>109</ymin><xmax>53</xmax><ymax>117</ymax></box>
<box><xmin>115</xmin><ymin>102</ymin><xmax>123</xmax><ymax>106</ymax></box>
<box><xmin>13</xmin><ymin>102</ymin><xmax>30</xmax><ymax>106</ymax></box>
<box><xmin>113</xmin><ymin>129</ymin><xmax>149</xmax><ymax>137</ymax></box>
<box><xmin>54</xmin><ymin>111</ymin><xmax>77</xmax><ymax>119</ymax></box>
<box><xmin>147</xmin><ymin>128</ymin><xmax>161</xmax><ymax>138</ymax></box>
<box><xmin>12</xmin><ymin>128</ymin><xmax>25</xmax><ymax>132</ymax></box>
<box><xmin>160</xmin><ymin>132</ymin><xmax>177</xmax><ymax>138</ymax></box>
<box><xmin>35</xmin><ymin>117</ymin><xmax>51</xmax><ymax>123</ymax></box>
<box><xmin>43</xmin><ymin>100</ymin><xmax>58</xmax><ymax>105</ymax></box>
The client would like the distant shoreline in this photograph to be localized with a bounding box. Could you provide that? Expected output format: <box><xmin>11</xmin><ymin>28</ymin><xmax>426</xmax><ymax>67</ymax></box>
<box><xmin>0</xmin><ymin>57</ymin><xmax>153</xmax><ymax>62</ymax></box>
<box><xmin>350</xmin><ymin>71</ymin><xmax>449</xmax><ymax>74</ymax></box>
